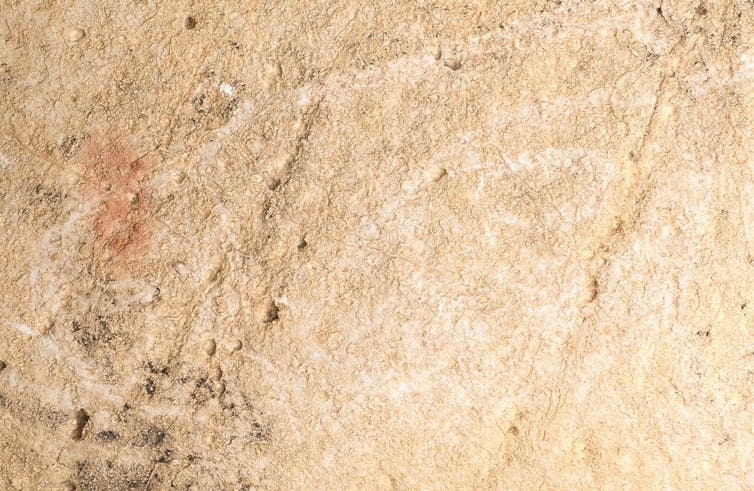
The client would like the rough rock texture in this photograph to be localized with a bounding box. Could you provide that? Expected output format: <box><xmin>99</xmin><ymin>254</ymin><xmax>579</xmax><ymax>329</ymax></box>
<box><xmin>2</xmin><ymin>0</ymin><xmax>754</xmax><ymax>489</ymax></box>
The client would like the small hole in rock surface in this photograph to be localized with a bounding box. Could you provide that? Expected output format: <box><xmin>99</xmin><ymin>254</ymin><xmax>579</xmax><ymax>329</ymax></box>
<box><xmin>184</xmin><ymin>16</ymin><xmax>196</xmax><ymax>29</ymax></box>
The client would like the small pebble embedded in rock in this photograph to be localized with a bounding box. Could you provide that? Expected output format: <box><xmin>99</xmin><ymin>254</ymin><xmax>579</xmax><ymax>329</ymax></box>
<box><xmin>63</xmin><ymin>27</ymin><xmax>85</xmax><ymax>42</ymax></box>
<box><xmin>205</xmin><ymin>338</ymin><xmax>217</xmax><ymax>356</ymax></box>
<box><xmin>444</xmin><ymin>58</ymin><xmax>462</xmax><ymax>71</ymax></box>
<box><xmin>426</xmin><ymin>167</ymin><xmax>447</xmax><ymax>183</ymax></box>
<box><xmin>256</xmin><ymin>299</ymin><xmax>279</xmax><ymax>323</ymax></box>
<box><xmin>266</xmin><ymin>177</ymin><xmax>281</xmax><ymax>191</ymax></box>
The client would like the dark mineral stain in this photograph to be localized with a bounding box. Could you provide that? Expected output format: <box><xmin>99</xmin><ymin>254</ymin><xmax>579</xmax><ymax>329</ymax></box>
<box><xmin>146</xmin><ymin>361</ymin><xmax>169</xmax><ymax>375</ymax></box>
<box><xmin>157</xmin><ymin>449</ymin><xmax>173</xmax><ymax>463</ymax></box>
<box><xmin>142</xmin><ymin>425</ymin><xmax>166</xmax><ymax>446</ymax></box>
<box><xmin>144</xmin><ymin>377</ymin><xmax>156</xmax><ymax>397</ymax></box>
<box><xmin>248</xmin><ymin>421</ymin><xmax>270</xmax><ymax>443</ymax></box>
<box><xmin>73</xmin><ymin>459</ymin><xmax>151</xmax><ymax>491</ymax></box>
<box><xmin>96</xmin><ymin>430</ymin><xmax>120</xmax><ymax>442</ymax></box>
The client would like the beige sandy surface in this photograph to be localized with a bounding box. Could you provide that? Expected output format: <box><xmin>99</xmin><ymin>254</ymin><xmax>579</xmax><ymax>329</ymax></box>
<box><xmin>3</xmin><ymin>0</ymin><xmax>754</xmax><ymax>489</ymax></box>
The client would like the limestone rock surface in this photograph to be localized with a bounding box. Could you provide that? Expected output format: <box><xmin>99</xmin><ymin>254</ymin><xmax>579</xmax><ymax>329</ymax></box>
<box><xmin>2</xmin><ymin>1</ymin><xmax>754</xmax><ymax>489</ymax></box>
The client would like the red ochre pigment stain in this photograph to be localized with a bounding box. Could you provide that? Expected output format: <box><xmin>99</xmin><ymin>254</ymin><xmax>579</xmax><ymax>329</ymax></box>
<box><xmin>79</xmin><ymin>134</ymin><xmax>152</xmax><ymax>271</ymax></box>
